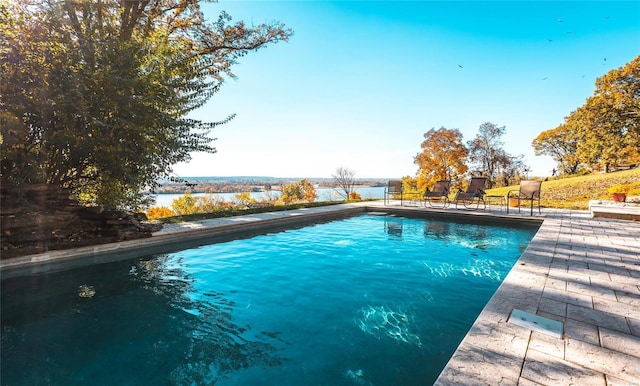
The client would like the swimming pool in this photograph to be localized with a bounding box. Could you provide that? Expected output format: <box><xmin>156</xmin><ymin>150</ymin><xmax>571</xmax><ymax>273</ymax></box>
<box><xmin>1</xmin><ymin>214</ymin><xmax>538</xmax><ymax>385</ymax></box>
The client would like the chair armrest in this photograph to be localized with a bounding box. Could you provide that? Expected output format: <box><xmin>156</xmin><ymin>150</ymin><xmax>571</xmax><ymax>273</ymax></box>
<box><xmin>506</xmin><ymin>189</ymin><xmax>518</xmax><ymax>198</ymax></box>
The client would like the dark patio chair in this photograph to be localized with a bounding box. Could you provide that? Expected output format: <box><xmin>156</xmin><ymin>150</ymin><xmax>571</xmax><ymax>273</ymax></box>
<box><xmin>423</xmin><ymin>180</ymin><xmax>451</xmax><ymax>208</ymax></box>
<box><xmin>453</xmin><ymin>177</ymin><xmax>487</xmax><ymax>210</ymax></box>
<box><xmin>383</xmin><ymin>180</ymin><xmax>404</xmax><ymax>205</ymax></box>
<box><xmin>507</xmin><ymin>180</ymin><xmax>542</xmax><ymax>215</ymax></box>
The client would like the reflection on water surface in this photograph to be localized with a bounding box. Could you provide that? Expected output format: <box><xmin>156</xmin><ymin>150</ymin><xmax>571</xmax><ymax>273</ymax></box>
<box><xmin>1</xmin><ymin>214</ymin><xmax>538</xmax><ymax>385</ymax></box>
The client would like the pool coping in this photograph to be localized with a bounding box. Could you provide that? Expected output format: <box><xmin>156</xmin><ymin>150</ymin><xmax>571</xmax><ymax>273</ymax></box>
<box><xmin>1</xmin><ymin>201</ymin><xmax>639</xmax><ymax>385</ymax></box>
<box><xmin>0</xmin><ymin>204</ymin><xmax>366</xmax><ymax>276</ymax></box>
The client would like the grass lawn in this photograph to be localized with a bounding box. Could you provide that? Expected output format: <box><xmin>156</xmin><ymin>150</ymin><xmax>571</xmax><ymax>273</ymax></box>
<box><xmin>484</xmin><ymin>168</ymin><xmax>640</xmax><ymax>210</ymax></box>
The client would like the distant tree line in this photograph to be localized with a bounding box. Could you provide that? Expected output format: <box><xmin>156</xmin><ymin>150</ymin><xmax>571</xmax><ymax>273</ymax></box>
<box><xmin>152</xmin><ymin>176</ymin><xmax>388</xmax><ymax>195</ymax></box>
<box><xmin>153</xmin><ymin>183</ymin><xmax>263</xmax><ymax>194</ymax></box>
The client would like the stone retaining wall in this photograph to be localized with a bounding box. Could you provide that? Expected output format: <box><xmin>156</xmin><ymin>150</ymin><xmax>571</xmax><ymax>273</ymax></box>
<box><xmin>1</xmin><ymin>183</ymin><xmax>160</xmax><ymax>258</ymax></box>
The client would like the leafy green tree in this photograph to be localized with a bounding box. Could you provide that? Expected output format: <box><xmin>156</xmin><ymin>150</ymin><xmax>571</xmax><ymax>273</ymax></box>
<box><xmin>414</xmin><ymin>127</ymin><xmax>468</xmax><ymax>191</ymax></box>
<box><xmin>0</xmin><ymin>0</ymin><xmax>292</xmax><ymax>210</ymax></box>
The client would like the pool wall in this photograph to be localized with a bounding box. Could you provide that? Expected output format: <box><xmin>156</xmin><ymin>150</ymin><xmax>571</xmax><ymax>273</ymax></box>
<box><xmin>0</xmin><ymin>203</ymin><xmax>542</xmax><ymax>279</ymax></box>
<box><xmin>0</xmin><ymin>205</ymin><xmax>367</xmax><ymax>278</ymax></box>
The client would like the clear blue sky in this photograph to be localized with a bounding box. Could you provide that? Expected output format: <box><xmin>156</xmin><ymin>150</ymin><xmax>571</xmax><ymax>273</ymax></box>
<box><xmin>172</xmin><ymin>1</ymin><xmax>640</xmax><ymax>179</ymax></box>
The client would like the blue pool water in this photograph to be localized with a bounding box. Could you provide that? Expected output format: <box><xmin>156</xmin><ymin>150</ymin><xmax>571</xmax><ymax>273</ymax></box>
<box><xmin>1</xmin><ymin>214</ymin><xmax>538</xmax><ymax>385</ymax></box>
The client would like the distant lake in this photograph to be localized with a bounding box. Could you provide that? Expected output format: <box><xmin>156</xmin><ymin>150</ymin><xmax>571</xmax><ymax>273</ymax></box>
<box><xmin>153</xmin><ymin>186</ymin><xmax>386</xmax><ymax>208</ymax></box>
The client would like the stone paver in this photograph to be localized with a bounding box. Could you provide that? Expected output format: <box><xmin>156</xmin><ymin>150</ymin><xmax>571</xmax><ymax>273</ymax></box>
<box><xmin>425</xmin><ymin>202</ymin><xmax>640</xmax><ymax>386</ymax></box>
<box><xmin>1</xmin><ymin>200</ymin><xmax>639</xmax><ymax>385</ymax></box>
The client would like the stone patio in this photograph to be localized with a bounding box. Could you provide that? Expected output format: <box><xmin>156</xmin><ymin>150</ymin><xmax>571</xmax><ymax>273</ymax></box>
<box><xmin>399</xmin><ymin>202</ymin><xmax>640</xmax><ymax>385</ymax></box>
<box><xmin>1</xmin><ymin>200</ymin><xmax>639</xmax><ymax>385</ymax></box>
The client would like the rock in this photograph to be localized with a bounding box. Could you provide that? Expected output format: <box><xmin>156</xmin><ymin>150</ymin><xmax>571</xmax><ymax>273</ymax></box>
<box><xmin>1</xmin><ymin>182</ymin><xmax>163</xmax><ymax>259</ymax></box>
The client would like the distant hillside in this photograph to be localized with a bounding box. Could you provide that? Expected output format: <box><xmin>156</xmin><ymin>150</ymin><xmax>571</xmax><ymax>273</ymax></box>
<box><xmin>153</xmin><ymin>176</ymin><xmax>389</xmax><ymax>194</ymax></box>
<box><xmin>161</xmin><ymin>176</ymin><xmax>391</xmax><ymax>183</ymax></box>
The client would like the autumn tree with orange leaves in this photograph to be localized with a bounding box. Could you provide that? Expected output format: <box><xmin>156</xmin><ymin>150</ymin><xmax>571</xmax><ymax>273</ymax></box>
<box><xmin>414</xmin><ymin>127</ymin><xmax>468</xmax><ymax>191</ymax></box>
<box><xmin>574</xmin><ymin>56</ymin><xmax>640</xmax><ymax>171</ymax></box>
<box><xmin>533</xmin><ymin>56</ymin><xmax>640</xmax><ymax>173</ymax></box>
<box><xmin>532</xmin><ymin>124</ymin><xmax>581</xmax><ymax>175</ymax></box>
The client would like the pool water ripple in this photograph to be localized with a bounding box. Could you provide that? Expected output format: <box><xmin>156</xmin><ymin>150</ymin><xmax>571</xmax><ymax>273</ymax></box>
<box><xmin>1</xmin><ymin>214</ymin><xmax>538</xmax><ymax>385</ymax></box>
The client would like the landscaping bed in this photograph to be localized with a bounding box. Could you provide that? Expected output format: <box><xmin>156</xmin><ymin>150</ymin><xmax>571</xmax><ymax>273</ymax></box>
<box><xmin>589</xmin><ymin>197</ymin><xmax>640</xmax><ymax>221</ymax></box>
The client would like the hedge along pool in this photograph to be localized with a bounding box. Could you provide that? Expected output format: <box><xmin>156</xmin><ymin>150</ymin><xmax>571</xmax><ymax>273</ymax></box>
<box><xmin>1</xmin><ymin>214</ymin><xmax>539</xmax><ymax>385</ymax></box>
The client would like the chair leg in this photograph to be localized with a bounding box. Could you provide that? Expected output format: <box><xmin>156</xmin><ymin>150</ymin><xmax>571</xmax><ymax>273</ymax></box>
<box><xmin>461</xmin><ymin>197</ymin><xmax>484</xmax><ymax>210</ymax></box>
<box><xmin>426</xmin><ymin>196</ymin><xmax>448</xmax><ymax>208</ymax></box>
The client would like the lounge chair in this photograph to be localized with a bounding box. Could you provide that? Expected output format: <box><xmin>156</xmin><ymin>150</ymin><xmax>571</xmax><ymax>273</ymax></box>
<box><xmin>454</xmin><ymin>177</ymin><xmax>487</xmax><ymax>210</ymax></box>
<box><xmin>507</xmin><ymin>180</ymin><xmax>542</xmax><ymax>215</ymax></box>
<box><xmin>384</xmin><ymin>180</ymin><xmax>403</xmax><ymax>205</ymax></box>
<box><xmin>423</xmin><ymin>180</ymin><xmax>451</xmax><ymax>208</ymax></box>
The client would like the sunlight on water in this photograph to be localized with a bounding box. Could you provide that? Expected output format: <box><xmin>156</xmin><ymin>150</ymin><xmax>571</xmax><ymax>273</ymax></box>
<box><xmin>461</xmin><ymin>259</ymin><xmax>503</xmax><ymax>281</ymax></box>
<box><xmin>422</xmin><ymin>261</ymin><xmax>458</xmax><ymax>278</ymax></box>
<box><xmin>355</xmin><ymin>305</ymin><xmax>422</xmax><ymax>347</ymax></box>
<box><xmin>345</xmin><ymin>368</ymin><xmax>373</xmax><ymax>386</ymax></box>
<box><xmin>423</xmin><ymin>258</ymin><xmax>505</xmax><ymax>281</ymax></box>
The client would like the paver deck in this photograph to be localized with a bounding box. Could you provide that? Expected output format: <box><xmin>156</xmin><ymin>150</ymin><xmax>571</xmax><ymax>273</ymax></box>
<box><xmin>1</xmin><ymin>200</ymin><xmax>639</xmax><ymax>385</ymax></box>
<box><xmin>389</xmin><ymin>201</ymin><xmax>640</xmax><ymax>386</ymax></box>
